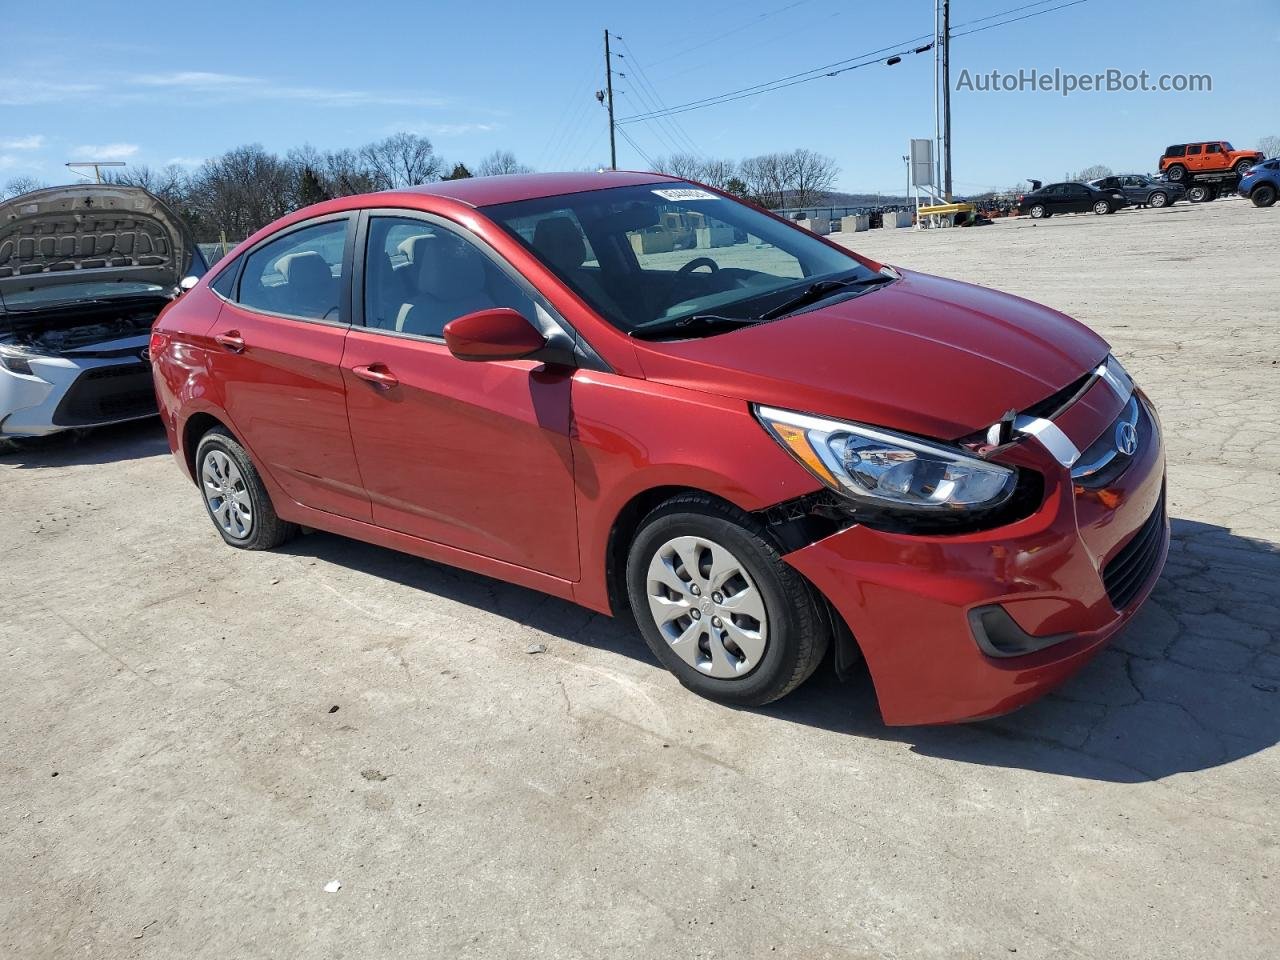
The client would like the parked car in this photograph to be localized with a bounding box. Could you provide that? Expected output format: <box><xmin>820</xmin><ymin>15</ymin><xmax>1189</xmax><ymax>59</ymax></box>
<box><xmin>1015</xmin><ymin>181</ymin><xmax>1128</xmax><ymax>218</ymax></box>
<box><xmin>1237</xmin><ymin>157</ymin><xmax>1280</xmax><ymax>208</ymax></box>
<box><xmin>0</xmin><ymin>185</ymin><xmax>206</xmax><ymax>438</ymax></box>
<box><xmin>1158</xmin><ymin>142</ymin><xmax>1263</xmax><ymax>182</ymax></box>
<box><xmin>1088</xmin><ymin>173</ymin><xmax>1185</xmax><ymax>208</ymax></box>
<box><xmin>153</xmin><ymin>172</ymin><xmax>1168</xmax><ymax>725</ymax></box>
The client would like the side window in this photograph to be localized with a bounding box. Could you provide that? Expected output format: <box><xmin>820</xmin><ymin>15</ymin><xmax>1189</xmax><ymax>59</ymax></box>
<box><xmin>238</xmin><ymin>219</ymin><xmax>348</xmax><ymax>321</ymax></box>
<box><xmin>1166</xmin><ymin>145</ymin><xmax>1185</xmax><ymax>157</ymax></box>
<box><xmin>1187</xmin><ymin>144</ymin><xmax>1202</xmax><ymax>156</ymax></box>
<box><xmin>209</xmin><ymin>258</ymin><xmax>240</xmax><ymax>299</ymax></box>
<box><xmin>363</xmin><ymin>215</ymin><xmax>539</xmax><ymax>339</ymax></box>
<box><xmin>1207</xmin><ymin>143</ymin><xmax>1222</xmax><ymax>154</ymax></box>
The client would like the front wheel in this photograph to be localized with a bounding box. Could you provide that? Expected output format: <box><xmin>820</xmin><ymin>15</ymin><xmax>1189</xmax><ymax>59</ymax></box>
<box><xmin>1093</xmin><ymin>200</ymin><xmax>1113</xmax><ymax>215</ymax></box>
<box><xmin>1149</xmin><ymin>191</ymin><xmax>1169</xmax><ymax>208</ymax></box>
<box><xmin>1253</xmin><ymin>184</ymin><xmax>1277</xmax><ymax>207</ymax></box>
<box><xmin>196</xmin><ymin>427</ymin><xmax>297</xmax><ymax>550</ymax></box>
<box><xmin>1234</xmin><ymin>159</ymin><xmax>1255</xmax><ymax>175</ymax></box>
<box><xmin>626</xmin><ymin>494</ymin><xmax>830</xmax><ymax>706</ymax></box>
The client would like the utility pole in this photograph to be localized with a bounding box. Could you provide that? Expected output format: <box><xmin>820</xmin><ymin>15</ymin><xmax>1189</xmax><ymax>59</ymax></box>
<box><xmin>932</xmin><ymin>1</ymin><xmax>941</xmax><ymax>196</ymax></box>
<box><xmin>604</xmin><ymin>29</ymin><xmax>617</xmax><ymax>170</ymax></box>
<box><xmin>941</xmin><ymin>0</ymin><xmax>953</xmax><ymax>201</ymax></box>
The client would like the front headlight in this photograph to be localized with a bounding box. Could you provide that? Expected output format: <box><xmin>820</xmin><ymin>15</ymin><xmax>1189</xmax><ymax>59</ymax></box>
<box><xmin>755</xmin><ymin>405</ymin><xmax>1016</xmax><ymax>512</ymax></box>
<box><xmin>0</xmin><ymin>343</ymin><xmax>41</xmax><ymax>376</ymax></box>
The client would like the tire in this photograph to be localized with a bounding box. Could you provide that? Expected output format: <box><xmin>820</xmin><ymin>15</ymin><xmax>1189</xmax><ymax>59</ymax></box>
<box><xmin>1187</xmin><ymin>185</ymin><xmax>1210</xmax><ymax>203</ymax></box>
<box><xmin>195</xmin><ymin>427</ymin><xmax>297</xmax><ymax>550</ymax></box>
<box><xmin>1165</xmin><ymin>164</ymin><xmax>1187</xmax><ymax>182</ymax></box>
<box><xmin>1233</xmin><ymin>158</ymin><xmax>1255</xmax><ymax>176</ymax></box>
<box><xmin>1251</xmin><ymin>184</ymin><xmax>1277</xmax><ymax>208</ymax></box>
<box><xmin>1093</xmin><ymin>200</ymin><xmax>1112</xmax><ymax>215</ymax></box>
<box><xmin>1149</xmin><ymin>191</ymin><xmax>1169</xmax><ymax>208</ymax></box>
<box><xmin>1029</xmin><ymin>204</ymin><xmax>1047</xmax><ymax>219</ymax></box>
<box><xmin>625</xmin><ymin>493</ymin><xmax>830</xmax><ymax>706</ymax></box>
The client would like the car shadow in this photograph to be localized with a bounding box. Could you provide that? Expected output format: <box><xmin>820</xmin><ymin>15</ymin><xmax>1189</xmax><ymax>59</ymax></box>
<box><xmin>282</xmin><ymin>515</ymin><xmax>1278</xmax><ymax>784</ymax></box>
<box><xmin>0</xmin><ymin>418</ymin><xmax>169</xmax><ymax>468</ymax></box>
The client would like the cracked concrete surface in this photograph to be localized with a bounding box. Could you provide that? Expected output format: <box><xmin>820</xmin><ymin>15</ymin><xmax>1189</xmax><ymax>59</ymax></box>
<box><xmin>2</xmin><ymin>200</ymin><xmax>1276</xmax><ymax>958</ymax></box>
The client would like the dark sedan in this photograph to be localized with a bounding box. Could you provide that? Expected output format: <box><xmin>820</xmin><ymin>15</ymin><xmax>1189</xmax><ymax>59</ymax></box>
<box><xmin>1016</xmin><ymin>181</ymin><xmax>1129</xmax><ymax>219</ymax></box>
<box><xmin>1089</xmin><ymin>174</ymin><xmax>1184</xmax><ymax>208</ymax></box>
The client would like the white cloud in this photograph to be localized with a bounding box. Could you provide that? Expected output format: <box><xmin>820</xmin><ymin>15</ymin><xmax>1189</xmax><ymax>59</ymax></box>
<box><xmin>0</xmin><ymin>135</ymin><xmax>45</xmax><ymax>150</ymax></box>
<box><xmin>394</xmin><ymin>122</ymin><xmax>498</xmax><ymax>138</ymax></box>
<box><xmin>132</xmin><ymin>70</ymin><xmax>450</xmax><ymax>108</ymax></box>
<box><xmin>0</xmin><ymin>82</ymin><xmax>99</xmax><ymax>106</ymax></box>
<box><xmin>72</xmin><ymin>143</ymin><xmax>140</xmax><ymax>160</ymax></box>
<box><xmin>0</xmin><ymin>155</ymin><xmax>18</xmax><ymax>170</ymax></box>
<box><xmin>165</xmin><ymin>156</ymin><xmax>205</xmax><ymax>168</ymax></box>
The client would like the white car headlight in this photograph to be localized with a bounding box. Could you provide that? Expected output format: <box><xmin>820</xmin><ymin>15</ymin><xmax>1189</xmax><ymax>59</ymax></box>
<box><xmin>755</xmin><ymin>405</ymin><xmax>1016</xmax><ymax>512</ymax></box>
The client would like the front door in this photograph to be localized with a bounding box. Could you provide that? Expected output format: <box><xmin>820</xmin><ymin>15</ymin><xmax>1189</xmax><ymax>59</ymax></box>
<box><xmin>341</xmin><ymin>212</ymin><xmax>579</xmax><ymax>580</ymax></box>
<box><xmin>1185</xmin><ymin>143</ymin><xmax>1205</xmax><ymax>172</ymax></box>
<box><xmin>210</xmin><ymin>215</ymin><xmax>371</xmax><ymax>522</ymax></box>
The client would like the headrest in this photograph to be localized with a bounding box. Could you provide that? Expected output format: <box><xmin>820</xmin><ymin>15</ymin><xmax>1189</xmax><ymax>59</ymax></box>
<box><xmin>408</xmin><ymin>232</ymin><xmax>486</xmax><ymax>302</ymax></box>
<box><xmin>277</xmin><ymin>251</ymin><xmax>330</xmax><ymax>287</ymax></box>
<box><xmin>533</xmin><ymin>216</ymin><xmax>586</xmax><ymax>271</ymax></box>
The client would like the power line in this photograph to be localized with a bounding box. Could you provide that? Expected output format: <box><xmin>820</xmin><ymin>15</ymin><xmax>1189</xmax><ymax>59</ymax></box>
<box><xmin>616</xmin><ymin>126</ymin><xmax>658</xmax><ymax>169</ymax></box>
<box><xmin>615</xmin><ymin>37</ymin><xmax>703</xmax><ymax>157</ymax></box>
<box><xmin>617</xmin><ymin>0</ymin><xmax>1088</xmax><ymax>126</ymax></box>
<box><xmin>643</xmin><ymin>0</ymin><xmax>818</xmax><ymax>68</ymax></box>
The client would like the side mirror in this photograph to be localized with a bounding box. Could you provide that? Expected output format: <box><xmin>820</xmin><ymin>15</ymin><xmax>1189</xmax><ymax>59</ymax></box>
<box><xmin>444</xmin><ymin>308</ymin><xmax>548</xmax><ymax>362</ymax></box>
<box><xmin>179</xmin><ymin>276</ymin><xmax>200</xmax><ymax>292</ymax></box>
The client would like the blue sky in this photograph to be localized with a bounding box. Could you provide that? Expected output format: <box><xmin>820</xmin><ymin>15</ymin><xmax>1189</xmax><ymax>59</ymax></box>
<box><xmin>2</xmin><ymin>0</ymin><xmax>1276</xmax><ymax>195</ymax></box>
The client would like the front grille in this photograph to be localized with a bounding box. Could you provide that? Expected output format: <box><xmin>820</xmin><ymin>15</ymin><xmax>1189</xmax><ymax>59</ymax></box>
<box><xmin>51</xmin><ymin>363</ymin><xmax>157</xmax><ymax>426</ymax></box>
<box><xmin>1102</xmin><ymin>490</ymin><xmax>1167</xmax><ymax>610</ymax></box>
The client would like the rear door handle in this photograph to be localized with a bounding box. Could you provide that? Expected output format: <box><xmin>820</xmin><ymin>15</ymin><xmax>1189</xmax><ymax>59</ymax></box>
<box><xmin>214</xmin><ymin>331</ymin><xmax>245</xmax><ymax>353</ymax></box>
<box><xmin>352</xmin><ymin>363</ymin><xmax>399</xmax><ymax>390</ymax></box>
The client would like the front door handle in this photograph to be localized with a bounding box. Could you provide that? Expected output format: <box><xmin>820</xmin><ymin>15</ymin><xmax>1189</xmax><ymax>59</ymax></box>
<box><xmin>214</xmin><ymin>331</ymin><xmax>245</xmax><ymax>353</ymax></box>
<box><xmin>352</xmin><ymin>363</ymin><xmax>399</xmax><ymax>390</ymax></box>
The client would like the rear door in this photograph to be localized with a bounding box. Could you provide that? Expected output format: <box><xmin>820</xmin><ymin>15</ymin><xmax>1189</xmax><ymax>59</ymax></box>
<box><xmin>210</xmin><ymin>215</ymin><xmax>371</xmax><ymax>521</ymax></box>
<box><xmin>340</xmin><ymin>210</ymin><xmax>579</xmax><ymax>579</ymax></box>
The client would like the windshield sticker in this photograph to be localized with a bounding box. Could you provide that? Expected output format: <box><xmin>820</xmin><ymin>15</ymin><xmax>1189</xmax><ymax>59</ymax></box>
<box><xmin>652</xmin><ymin>188</ymin><xmax>719</xmax><ymax>202</ymax></box>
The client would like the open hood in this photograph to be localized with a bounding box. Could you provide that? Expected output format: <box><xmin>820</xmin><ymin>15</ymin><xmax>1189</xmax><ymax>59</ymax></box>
<box><xmin>0</xmin><ymin>184</ymin><xmax>201</xmax><ymax>332</ymax></box>
<box><xmin>632</xmin><ymin>269</ymin><xmax>1111</xmax><ymax>442</ymax></box>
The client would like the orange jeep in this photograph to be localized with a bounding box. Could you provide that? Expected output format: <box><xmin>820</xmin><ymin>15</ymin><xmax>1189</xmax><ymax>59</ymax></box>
<box><xmin>1159</xmin><ymin>141</ymin><xmax>1263</xmax><ymax>182</ymax></box>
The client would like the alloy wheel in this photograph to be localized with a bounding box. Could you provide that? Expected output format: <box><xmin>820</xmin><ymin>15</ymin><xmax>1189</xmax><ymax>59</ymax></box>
<box><xmin>202</xmin><ymin>449</ymin><xmax>253</xmax><ymax>540</ymax></box>
<box><xmin>1150</xmin><ymin>192</ymin><xmax>1168</xmax><ymax>207</ymax></box>
<box><xmin>645</xmin><ymin>535</ymin><xmax>768</xmax><ymax>679</ymax></box>
<box><xmin>1093</xmin><ymin>200</ymin><xmax>1111</xmax><ymax>215</ymax></box>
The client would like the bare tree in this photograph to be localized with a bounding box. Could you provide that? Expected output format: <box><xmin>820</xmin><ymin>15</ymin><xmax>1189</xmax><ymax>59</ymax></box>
<box><xmin>786</xmin><ymin>148</ymin><xmax>839</xmax><ymax>207</ymax></box>
<box><xmin>739</xmin><ymin>153</ymin><xmax>793</xmax><ymax>209</ymax></box>
<box><xmin>1070</xmin><ymin>164</ymin><xmax>1112</xmax><ymax>182</ymax></box>
<box><xmin>358</xmin><ymin>132</ymin><xmax>443</xmax><ymax>190</ymax></box>
<box><xmin>695</xmin><ymin>158</ymin><xmax>737</xmax><ymax>190</ymax></box>
<box><xmin>187</xmin><ymin>145</ymin><xmax>295</xmax><ymax>240</ymax></box>
<box><xmin>1258</xmin><ymin>135</ymin><xmax>1280</xmax><ymax>159</ymax></box>
<box><xmin>476</xmin><ymin>150</ymin><xmax>532</xmax><ymax>177</ymax></box>
<box><xmin>653</xmin><ymin>153</ymin><xmax>704</xmax><ymax>181</ymax></box>
<box><xmin>1</xmin><ymin>175</ymin><xmax>48</xmax><ymax>200</ymax></box>
<box><xmin>104</xmin><ymin>164</ymin><xmax>190</xmax><ymax>209</ymax></box>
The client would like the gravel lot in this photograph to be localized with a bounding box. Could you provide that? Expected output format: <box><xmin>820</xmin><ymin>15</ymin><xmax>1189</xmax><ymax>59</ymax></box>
<box><xmin>3</xmin><ymin>198</ymin><xmax>1276</xmax><ymax>959</ymax></box>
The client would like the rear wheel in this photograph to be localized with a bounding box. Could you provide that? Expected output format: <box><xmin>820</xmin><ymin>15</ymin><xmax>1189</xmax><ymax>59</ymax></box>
<box><xmin>1028</xmin><ymin>204</ymin><xmax>1047</xmax><ymax>219</ymax></box>
<box><xmin>626</xmin><ymin>494</ymin><xmax>830</xmax><ymax>706</ymax></box>
<box><xmin>196</xmin><ymin>428</ymin><xmax>297</xmax><ymax>550</ymax></box>
<box><xmin>1165</xmin><ymin>164</ymin><xmax>1187</xmax><ymax>182</ymax></box>
<box><xmin>1149</xmin><ymin>191</ymin><xmax>1169</xmax><ymax>208</ymax></box>
<box><xmin>1251</xmin><ymin>184</ymin><xmax>1277</xmax><ymax>207</ymax></box>
<box><xmin>1093</xmin><ymin>200</ymin><xmax>1112</xmax><ymax>215</ymax></box>
<box><xmin>1187</xmin><ymin>184</ymin><xmax>1212</xmax><ymax>203</ymax></box>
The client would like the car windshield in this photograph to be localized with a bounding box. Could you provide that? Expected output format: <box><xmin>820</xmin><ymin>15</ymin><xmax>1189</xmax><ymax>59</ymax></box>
<box><xmin>0</xmin><ymin>280</ymin><xmax>168</xmax><ymax>310</ymax></box>
<box><xmin>1223</xmin><ymin>142</ymin><xmax>1235</xmax><ymax>151</ymax></box>
<box><xmin>482</xmin><ymin>182</ymin><xmax>875</xmax><ymax>336</ymax></box>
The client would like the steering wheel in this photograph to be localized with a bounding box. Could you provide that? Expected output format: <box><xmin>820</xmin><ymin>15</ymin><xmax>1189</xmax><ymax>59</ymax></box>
<box><xmin>676</xmin><ymin>257</ymin><xmax>719</xmax><ymax>277</ymax></box>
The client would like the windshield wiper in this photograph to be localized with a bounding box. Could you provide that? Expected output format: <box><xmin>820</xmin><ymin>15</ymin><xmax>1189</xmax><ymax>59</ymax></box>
<box><xmin>755</xmin><ymin>274</ymin><xmax>894</xmax><ymax>323</ymax></box>
<box><xmin>631</xmin><ymin>313</ymin><xmax>759</xmax><ymax>341</ymax></box>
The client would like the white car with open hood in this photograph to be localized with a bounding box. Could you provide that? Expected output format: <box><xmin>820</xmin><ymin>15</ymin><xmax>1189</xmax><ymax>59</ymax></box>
<box><xmin>0</xmin><ymin>184</ymin><xmax>206</xmax><ymax>438</ymax></box>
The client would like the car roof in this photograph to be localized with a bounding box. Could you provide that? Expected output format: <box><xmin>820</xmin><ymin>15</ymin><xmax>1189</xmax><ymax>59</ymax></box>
<box><xmin>394</xmin><ymin>170</ymin><xmax>679</xmax><ymax>207</ymax></box>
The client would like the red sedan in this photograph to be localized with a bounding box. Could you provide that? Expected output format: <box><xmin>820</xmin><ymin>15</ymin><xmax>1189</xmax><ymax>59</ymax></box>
<box><xmin>151</xmin><ymin>172</ymin><xmax>1168</xmax><ymax>725</ymax></box>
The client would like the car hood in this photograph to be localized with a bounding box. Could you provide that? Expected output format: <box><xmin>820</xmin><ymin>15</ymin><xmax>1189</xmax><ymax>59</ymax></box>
<box><xmin>0</xmin><ymin>184</ymin><xmax>199</xmax><ymax>327</ymax></box>
<box><xmin>632</xmin><ymin>269</ymin><xmax>1110</xmax><ymax>441</ymax></box>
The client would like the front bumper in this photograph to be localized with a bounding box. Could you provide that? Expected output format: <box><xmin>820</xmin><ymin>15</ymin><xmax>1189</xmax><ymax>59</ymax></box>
<box><xmin>784</xmin><ymin>384</ymin><xmax>1168</xmax><ymax>725</ymax></box>
<box><xmin>0</xmin><ymin>340</ymin><xmax>155</xmax><ymax>437</ymax></box>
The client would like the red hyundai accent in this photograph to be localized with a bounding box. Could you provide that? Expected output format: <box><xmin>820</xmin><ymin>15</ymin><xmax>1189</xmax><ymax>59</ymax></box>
<box><xmin>151</xmin><ymin>172</ymin><xmax>1168</xmax><ymax>724</ymax></box>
